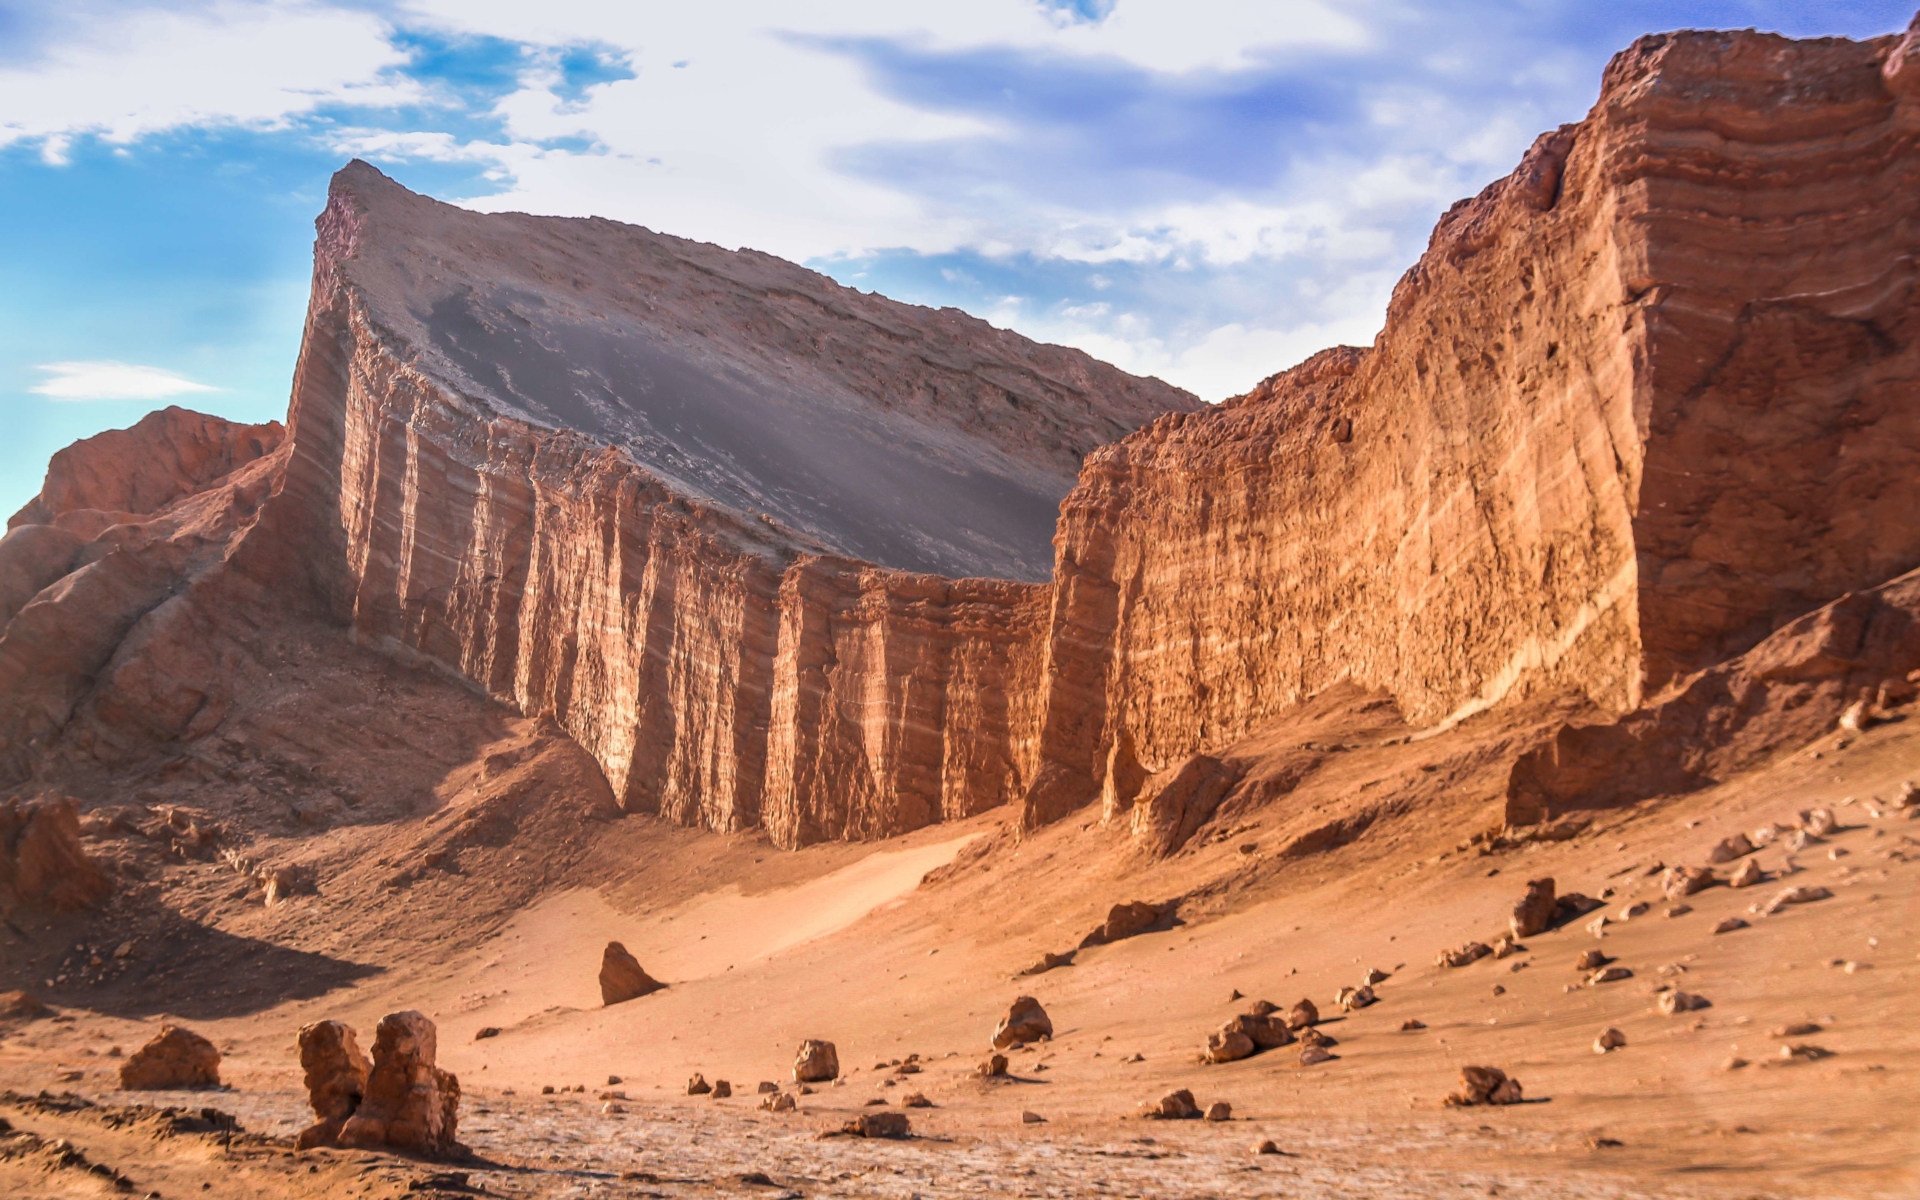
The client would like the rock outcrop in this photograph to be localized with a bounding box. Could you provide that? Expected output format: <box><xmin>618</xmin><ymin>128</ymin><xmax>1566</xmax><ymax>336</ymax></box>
<box><xmin>119</xmin><ymin>1025</ymin><xmax>221</xmax><ymax>1090</ymax></box>
<box><xmin>0</xmin><ymin>797</ymin><xmax>110</xmax><ymax>913</ymax></box>
<box><xmin>599</xmin><ymin>942</ymin><xmax>666</xmax><ymax>1006</ymax></box>
<box><xmin>1019</xmin><ymin>25</ymin><xmax>1920</xmax><ymax>830</ymax></box>
<box><xmin>335</xmin><ymin>1011</ymin><xmax>462</xmax><ymax>1159</ymax></box>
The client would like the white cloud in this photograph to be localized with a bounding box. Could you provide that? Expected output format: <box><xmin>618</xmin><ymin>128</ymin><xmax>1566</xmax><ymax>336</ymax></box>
<box><xmin>0</xmin><ymin>1</ymin><xmax>417</xmax><ymax>152</ymax></box>
<box><xmin>31</xmin><ymin>362</ymin><xmax>220</xmax><ymax>402</ymax></box>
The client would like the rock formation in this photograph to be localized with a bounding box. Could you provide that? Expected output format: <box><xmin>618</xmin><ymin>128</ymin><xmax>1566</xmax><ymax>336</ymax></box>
<box><xmin>0</xmin><ymin>797</ymin><xmax>110</xmax><ymax>913</ymax></box>
<box><xmin>294</xmin><ymin>1020</ymin><xmax>372</xmax><ymax>1150</ymax></box>
<box><xmin>336</xmin><ymin>1010</ymin><xmax>462</xmax><ymax>1159</ymax></box>
<box><xmin>599</xmin><ymin>942</ymin><xmax>666</xmax><ymax>1005</ymax></box>
<box><xmin>119</xmin><ymin>1025</ymin><xmax>221</xmax><ymax>1090</ymax></box>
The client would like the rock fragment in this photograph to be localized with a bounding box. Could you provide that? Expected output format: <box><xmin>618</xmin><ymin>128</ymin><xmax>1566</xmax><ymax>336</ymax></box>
<box><xmin>119</xmin><ymin>1025</ymin><xmax>221</xmax><ymax>1090</ymax></box>
<box><xmin>687</xmin><ymin>1074</ymin><xmax>712</xmax><ymax>1095</ymax></box>
<box><xmin>1142</xmin><ymin>1089</ymin><xmax>1200</xmax><ymax>1119</ymax></box>
<box><xmin>759</xmin><ymin>1092</ymin><xmax>796</xmax><ymax>1112</ymax></box>
<box><xmin>711</xmin><ymin>1080</ymin><xmax>732</xmax><ymax>1099</ymax></box>
<box><xmin>1713</xmin><ymin>916</ymin><xmax>1749</xmax><ymax>934</ymax></box>
<box><xmin>901</xmin><ymin>1093</ymin><xmax>932</xmax><ymax>1108</ymax></box>
<box><xmin>1254</xmin><ymin>1138</ymin><xmax>1281</xmax><ymax>1155</ymax></box>
<box><xmin>1204</xmin><ymin>1101</ymin><xmax>1232</xmax><ymax>1121</ymax></box>
<box><xmin>1509</xmin><ymin>877</ymin><xmax>1557</xmax><ymax>938</ymax></box>
<box><xmin>1446</xmin><ymin>1066</ymin><xmax>1522</xmax><ymax>1106</ymax></box>
<box><xmin>1706</xmin><ymin>833</ymin><xmax>1754</xmax><ymax>864</ymax></box>
<box><xmin>1727</xmin><ymin>859</ymin><xmax>1764</xmax><ymax>888</ymax></box>
<box><xmin>978</xmin><ymin>1054</ymin><xmax>1009</xmax><ymax>1078</ymax></box>
<box><xmin>1588</xmin><ymin>966</ymin><xmax>1632</xmax><ymax>985</ymax></box>
<box><xmin>1760</xmin><ymin>885</ymin><xmax>1832</xmax><ymax>915</ymax></box>
<box><xmin>1661</xmin><ymin>865</ymin><xmax>1715</xmax><ymax>899</ymax></box>
<box><xmin>1080</xmin><ymin>900</ymin><xmax>1165</xmax><ymax>947</ymax></box>
<box><xmin>599</xmin><ymin>942</ymin><xmax>666</xmax><ymax>1006</ymax></box>
<box><xmin>1798</xmin><ymin>807</ymin><xmax>1837</xmax><ymax>837</ymax></box>
<box><xmin>1657</xmin><ymin>991</ymin><xmax>1711</xmax><ymax>1015</ymax></box>
<box><xmin>843</xmin><ymin>1111</ymin><xmax>909</xmax><ymax>1138</ymax></box>
<box><xmin>1437</xmin><ymin>942</ymin><xmax>1492</xmax><ymax>968</ymax></box>
<box><xmin>1771</xmin><ymin>1021</ymin><xmax>1822</xmax><ymax>1037</ymax></box>
<box><xmin>756</xmin><ymin>1081</ymin><xmax>780</xmax><ymax>1094</ymax></box>
<box><xmin>1575</xmin><ymin>949</ymin><xmax>1609</xmax><ymax>971</ymax></box>
<box><xmin>1204</xmin><ymin>1027</ymin><xmax>1256</xmax><ymax>1064</ymax></box>
<box><xmin>1298</xmin><ymin>1045</ymin><xmax>1333</xmax><ymax>1066</ymax></box>
<box><xmin>1593</xmin><ymin>1028</ymin><xmax>1626</xmax><ymax>1053</ymax></box>
<box><xmin>1286</xmin><ymin>998</ymin><xmax>1320</xmax><ymax>1029</ymax></box>
<box><xmin>293</xmin><ymin>1020</ymin><xmax>371</xmax><ymax>1150</ymax></box>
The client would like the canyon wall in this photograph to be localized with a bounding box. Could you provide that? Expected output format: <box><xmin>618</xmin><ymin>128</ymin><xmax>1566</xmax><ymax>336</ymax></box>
<box><xmin>1022</xmin><ymin>25</ymin><xmax>1920</xmax><ymax>828</ymax></box>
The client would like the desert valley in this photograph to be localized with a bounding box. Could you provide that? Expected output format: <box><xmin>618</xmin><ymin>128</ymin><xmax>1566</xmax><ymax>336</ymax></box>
<box><xmin>2</xmin><ymin>15</ymin><xmax>1919</xmax><ymax>1200</ymax></box>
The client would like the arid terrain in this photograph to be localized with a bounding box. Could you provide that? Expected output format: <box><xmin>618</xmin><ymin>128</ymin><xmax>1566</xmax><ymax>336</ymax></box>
<box><xmin>4</xmin><ymin>15</ymin><xmax>1920</xmax><ymax>1200</ymax></box>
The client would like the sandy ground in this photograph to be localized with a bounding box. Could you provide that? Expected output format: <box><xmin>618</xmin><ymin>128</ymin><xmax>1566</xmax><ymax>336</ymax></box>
<box><xmin>3</xmin><ymin>710</ymin><xmax>1917</xmax><ymax>1198</ymax></box>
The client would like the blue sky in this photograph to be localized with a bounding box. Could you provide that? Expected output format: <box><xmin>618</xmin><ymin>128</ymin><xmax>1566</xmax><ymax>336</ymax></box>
<box><xmin>2</xmin><ymin>1</ymin><xmax>1913</xmax><ymax>519</ymax></box>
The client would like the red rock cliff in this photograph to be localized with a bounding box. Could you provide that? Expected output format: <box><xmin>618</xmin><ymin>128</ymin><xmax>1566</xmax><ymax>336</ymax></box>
<box><xmin>1022</xmin><ymin>24</ymin><xmax>1920</xmax><ymax>827</ymax></box>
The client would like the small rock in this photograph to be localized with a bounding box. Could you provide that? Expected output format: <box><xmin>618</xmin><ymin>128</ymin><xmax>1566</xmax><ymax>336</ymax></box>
<box><xmin>1229</xmin><ymin>989</ymin><xmax>1243</xmax><ymax>1001</ymax></box>
<box><xmin>1204</xmin><ymin>1101</ymin><xmax>1232</xmax><ymax>1121</ymax></box>
<box><xmin>1837</xmin><ymin>699</ymin><xmax>1874</xmax><ymax>733</ymax></box>
<box><xmin>601</xmin><ymin>1102</ymin><xmax>626</xmax><ymax>1115</ymax></box>
<box><xmin>711</xmin><ymin>1080</ymin><xmax>732</xmax><ymax>1099</ymax></box>
<box><xmin>901</xmin><ymin>1093</ymin><xmax>932</xmax><ymax>1108</ymax></box>
<box><xmin>1363</xmin><ymin>967</ymin><xmax>1390</xmax><ymax>985</ymax></box>
<box><xmin>1254</xmin><ymin>1138</ymin><xmax>1281</xmax><ymax>1155</ymax></box>
<box><xmin>1298</xmin><ymin>1045</ymin><xmax>1333</xmax><ymax>1066</ymax></box>
<box><xmin>1705</xmin><ymin>833</ymin><xmax>1754</xmax><ymax>864</ymax></box>
<box><xmin>1509</xmin><ymin>877</ymin><xmax>1557</xmax><ymax>939</ymax></box>
<box><xmin>1334</xmin><ymin>984</ymin><xmax>1376</xmax><ymax>1011</ymax></box>
<box><xmin>1664</xmin><ymin>904</ymin><xmax>1692</xmax><ymax>918</ymax></box>
<box><xmin>1843</xmin><ymin>960</ymin><xmax>1872</xmax><ymax>974</ymax></box>
<box><xmin>1021</xmin><ymin>1110</ymin><xmax>1045</xmax><ymax>1124</ymax></box>
<box><xmin>1616</xmin><ymin>901</ymin><xmax>1650</xmax><ymax>921</ymax></box>
<box><xmin>1722</xmin><ymin>1057</ymin><xmax>1750</xmax><ymax>1071</ymax></box>
<box><xmin>1727</xmin><ymin>859</ymin><xmax>1765</xmax><ymax>889</ymax></box>
<box><xmin>1575</xmin><ymin>949</ymin><xmax>1610</xmax><ymax>971</ymax></box>
<box><xmin>687</xmin><ymin>1073</ymin><xmax>712</xmax><ymax>1095</ymax></box>
<box><xmin>1779</xmin><ymin>1043</ymin><xmax>1833</xmax><ymax>1062</ymax></box>
<box><xmin>1286</xmin><ymin>998</ymin><xmax>1320</xmax><ymax>1029</ymax></box>
<box><xmin>473</xmin><ymin>1027</ymin><xmax>501</xmax><ymax>1041</ymax></box>
<box><xmin>757</xmin><ymin>1081</ymin><xmax>780</xmax><ymax>1094</ymax></box>
<box><xmin>1436</xmin><ymin>942</ymin><xmax>1493</xmax><ymax>968</ymax></box>
<box><xmin>599</xmin><ymin>942</ymin><xmax>666</xmax><ymax>1006</ymax></box>
<box><xmin>1657</xmin><ymin>991</ymin><xmax>1710</xmax><ymax>1015</ymax></box>
<box><xmin>1797</xmin><ymin>807</ymin><xmax>1837</xmax><ymax>837</ymax></box>
<box><xmin>978</xmin><ymin>1054</ymin><xmax>1009</xmax><ymax>1078</ymax></box>
<box><xmin>846</xmin><ymin>1111</ymin><xmax>910</xmax><ymax>1138</ymax></box>
<box><xmin>1661</xmin><ymin>865</ymin><xmax>1715</xmax><ymax>899</ymax></box>
<box><xmin>1401</xmin><ymin>1019</ymin><xmax>1427</xmax><ymax>1031</ymax></box>
<box><xmin>1446</xmin><ymin>1065</ymin><xmax>1522</xmax><ymax>1106</ymax></box>
<box><xmin>1248</xmin><ymin>999</ymin><xmax>1278</xmax><ymax>1016</ymax></box>
<box><xmin>1771</xmin><ymin>1022</ymin><xmax>1822</xmax><ymax>1037</ymax></box>
<box><xmin>1204</xmin><ymin>1027</ymin><xmax>1256</xmax><ymax>1064</ymax></box>
<box><xmin>1761</xmin><ymin>885</ymin><xmax>1833</xmax><ymax>916</ymax></box>
<box><xmin>759</xmin><ymin>1092</ymin><xmax>796</xmax><ymax>1113</ymax></box>
<box><xmin>1593</xmin><ymin>1027</ymin><xmax>1626</xmax><ymax>1054</ymax></box>
<box><xmin>1144</xmin><ymin>1089</ymin><xmax>1200</xmax><ymax>1119</ymax></box>
<box><xmin>1588</xmin><ymin>966</ymin><xmax>1632</xmax><ymax>985</ymax></box>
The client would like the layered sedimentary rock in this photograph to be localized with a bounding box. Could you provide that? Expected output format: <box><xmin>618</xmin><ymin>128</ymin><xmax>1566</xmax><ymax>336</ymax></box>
<box><xmin>244</xmin><ymin>163</ymin><xmax>1190</xmax><ymax>846</ymax></box>
<box><xmin>1022</xmin><ymin>24</ymin><xmax>1920</xmax><ymax>827</ymax></box>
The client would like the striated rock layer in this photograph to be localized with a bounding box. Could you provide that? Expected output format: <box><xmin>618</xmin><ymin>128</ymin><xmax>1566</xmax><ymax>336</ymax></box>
<box><xmin>1021</xmin><ymin>23</ymin><xmax>1920</xmax><ymax>827</ymax></box>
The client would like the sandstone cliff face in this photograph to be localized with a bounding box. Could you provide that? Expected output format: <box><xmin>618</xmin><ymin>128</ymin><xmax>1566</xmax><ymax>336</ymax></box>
<box><xmin>1022</xmin><ymin>25</ymin><xmax>1920</xmax><ymax>828</ymax></box>
<box><xmin>244</xmin><ymin>164</ymin><xmax>1189</xmax><ymax>846</ymax></box>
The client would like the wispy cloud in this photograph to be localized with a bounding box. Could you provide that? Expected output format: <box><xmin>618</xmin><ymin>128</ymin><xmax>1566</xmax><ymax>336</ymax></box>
<box><xmin>32</xmin><ymin>361</ymin><xmax>219</xmax><ymax>401</ymax></box>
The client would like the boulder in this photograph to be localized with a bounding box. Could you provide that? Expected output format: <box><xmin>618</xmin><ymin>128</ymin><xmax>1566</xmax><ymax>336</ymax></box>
<box><xmin>759</xmin><ymin>1092</ymin><xmax>796</xmax><ymax>1112</ymax></box>
<box><xmin>293</xmin><ymin>1020</ymin><xmax>371</xmax><ymax>1150</ymax></box>
<box><xmin>1248</xmin><ymin>999</ymin><xmax>1278</xmax><ymax>1017</ymax></box>
<box><xmin>1143</xmin><ymin>1089</ymin><xmax>1200</xmax><ymax>1119</ymax></box>
<box><xmin>687</xmin><ymin>1073</ymin><xmax>711</xmax><ymax>1095</ymax></box>
<box><xmin>991</xmin><ymin>996</ymin><xmax>1053</xmax><ymax>1049</ymax></box>
<box><xmin>119</xmin><ymin>1025</ymin><xmax>221</xmax><ymax>1090</ymax></box>
<box><xmin>756</xmin><ymin>1080</ymin><xmax>780</xmax><ymax>1094</ymax></box>
<box><xmin>1554</xmin><ymin>893</ymin><xmax>1604</xmax><ymax>920</ymax></box>
<box><xmin>1593</xmin><ymin>1028</ymin><xmax>1626</xmax><ymax>1054</ymax></box>
<box><xmin>1588</xmin><ymin>966</ymin><xmax>1632</xmax><ymax>985</ymax></box>
<box><xmin>599</xmin><ymin>942</ymin><xmax>666</xmax><ymax>1006</ymax></box>
<box><xmin>1706</xmin><ymin>833</ymin><xmax>1754</xmax><ymax>864</ymax></box>
<box><xmin>1205</xmin><ymin>1101</ymin><xmax>1232</xmax><ymax>1121</ymax></box>
<box><xmin>1448</xmin><ymin>1065</ymin><xmax>1522</xmax><ymax>1106</ymax></box>
<box><xmin>1286</xmin><ymin>999</ymin><xmax>1319</xmax><ymax>1029</ymax></box>
<box><xmin>1298</xmin><ymin>1044</ymin><xmax>1333</xmax><ymax>1066</ymax></box>
<box><xmin>0</xmin><ymin>797</ymin><xmax>112</xmax><ymax>914</ymax></box>
<box><xmin>1079</xmin><ymin>900</ymin><xmax>1165</xmax><ymax>947</ymax></box>
<box><xmin>844</xmin><ymin>1111</ymin><xmax>909</xmax><ymax>1138</ymax></box>
<box><xmin>901</xmin><ymin>1092</ymin><xmax>932</xmax><ymax>1108</ymax></box>
<box><xmin>711</xmin><ymin>1080</ymin><xmax>732</xmax><ymax>1099</ymax></box>
<box><xmin>1727</xmin><ymin>859</ymin><xmax>1764</xmax><ymax>888</ymax></box>
<box><xmin>1204</xmin><ymin>1027</ymin><xmax>1256</xmax><ymax>1064</ymax></box>
<box><xmin>793</xmin><ymin>1039</ymin><xmax>839</xmax><ymax>1083</ymax></box>
<box><xmin>978</xmin><ymin>1054</ymin><xmax>1009</xmax><ymax>1078</ymax></box>
<box><xmin>1509</xmin><ymin>877</ymin><xmax>1556</xmax><ymax>938</ymax></box>
<box><xmin>1335</xmin><ymin>985</ymin><xmax>1376</xmax><ymax>1011</ymax></box>
<box><xmin>1232</xmin><ymin>1012</ymin><xmax>1293</xmax><ymax>1049</ymax></box>
<box><xmin>337</xmin><ymin>1011</ymin><xmax>462</xmax><ymax>1159</ymax></box>
<box><xmin>1574</xmin><ymin>949</ymin><xmax>1609</xmax><ymax>971</ymax></box>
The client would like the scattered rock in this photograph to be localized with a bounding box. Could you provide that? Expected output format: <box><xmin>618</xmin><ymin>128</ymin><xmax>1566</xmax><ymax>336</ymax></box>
<box><xmin>602</xmin><ymin>1102</ymin><xmax>626</xmax><ymax>1115</ymax></box>
<box><xmin>1254</xmin><ymin>1138</ymin><xmax>1281</xmax><ymax>1155</ymax></box>
<box><xmin>335</xmin><ymin>1011</ymin><xmax>462</xmax><ymax>1158</ymax></box>
<box><xmin>1299</xmin><ymin>1027</ymin><xmax>1337</xmax><ymax>1049</ymax></box>
<box><xmin>757</xmin><ymin>1081</ymin><xmax>780</xmax><ymax>1094</ymax></box>
<box><xmin>1727</xmin><ymin>859</ymin><xmax>1765</xmax><ymax>889</ymax></box>
<box><xmin>1248</xmin><ymin>999</ymin><xmax>1278</xmax><ymax>1016</ymax></box>
<box><xmin>1363</xmin><ymin>967</ymin><xmax>1390</xmax><ymax>985</ymax></box>
<box><xmin>1286</xmin><ymin>998</ymin><xmax>1320</xmax><ymax>1029</ymax></box>
<box><xmin>1510</xmin><ymin>877</ymin><xmax>1557</xmax><ymax>938</ymax></box>
<box><xmin>1585</xmin><ymin>912</ymin><xmax>1610</xmax><ymax>938</ymax></box>
<box><xmin>1798</xmin><ymin>807</ymin><xmax>1837</xmax><ymax>837</ymax></box>
<box><xmin>793</xmin><ymin>1039</ymin><xmax>839</xmax><ymax>1083</ymax></box>
<box><xmin>1661</xmin><ymin>865</ymin><xmax>1715</xmax><ymax>899</ymax></box>
<box><xmin>1446</xmin><ymin>1065</ymin><xmax>1522</xmax><ymax>1106</ymax></box>
<box><xmin>1204</xmin><ymin>1027</ymin><xmax>1256</xmax><ymax>1064</ymax></box>
<box><xmin>901</xmin><ymin>1093</ymin><xmax>932</xmax><ymax>1108</ymax></box>
<box><xmin>1776</xmin><ymin>1044</ymin><xmax>1834</xmax><ymax>1063</ymax></box>
<box><xmin>1616</xmin><ymin>901</ymin><xmax>1650</xmax><ymax>921</ymax></box>
<box><xmin>1298</xmin><ymin>1045</ymin><xmax>1333</xmax><ymax>1066</ymax></box>
<box><xmin>1761</xmin><ymin>885</ymin><xmax>1833</xmax><ymax>915</ymax></box>
<box><xmin>1018</xmin><ymin>951</ymin><xmax>1076</xmax><ymax>976</ymax></box>
<box><xmin>1400</xmin><ymin>1019</ymin><xmax>1427</xmax><ymax>1031</ymax></box>
<box><xmin>1706</xmin><ymin>833</ymin><xmax>1754</xmax><ymax>864</ymax></box>
<box><xmin>1713</xmin><ymin>916</ymin><xmax>1749</xmax><ymax>934</ymax></box>
<box><xmin>711</xmin><ymin>1080</ymin><xmax>732</xmax><ymax>1099</ymax></box>
<box><xmin>1574</xmin><ymin>949</ymin><xmax>1610</xmax><ymax>971</ymax></box>
<box><xmin>991</xmin><ymin>996</ymin><xmax>1053</xmax><ymax>1049</ymax></box>
<box><xmin>599</xmin><ymin>942</ymin><xmax>666</xmax><ymax>1006</ymax></box>
<box><xmin>1593</xmin><ymin>1027</ymin><xmax>1626</xmax><ymax>1054</ymax></box>
<box><xmin>1722</xmin><ymin>1057</ymin><xmax>1750</xmax><ymax>1071</ymax></box>
<box><xmin>1664</xmin><ymin>904</ymin><xmax>1692</xmax><ymax>918</ymax></box>
<box><xmin>1588</xmin><ymin>966</ymin><xmax>1632</xmax><ymax>985</ymax></box>
<box><xmin>473</xmin><ymin>1027</ymin><xmax>501</xmax><ymax>1041</ymax></box>
<box><xmin>1554</xmin><ymin>893</ymin><xmax>1605</xmax><ymax>921</ymax></box>
<box><xmin>1204</xmin><ymin>1101</ymin><xmax>1232</xmax><ymax>1121</ymax></box>
<box><xmin>1143</xmin><ymin>1089</ymin><xmax>1200</xmax><ymax>1119</ymax></box>
<box><xmin>119</xmin><ymin>1025</ymin><xmax>221</xmax><ymax>1090</ymax></box>
<box><xmin>687</xmin><ymin>1074</ymin><xmax>712</xmax><ymax>1095</ymax></box>
<box><xmin>1437</xmin><ymin>942</ymin><xmax>1493</xmax><ymax>968</ymax></box>
<box><xmin>293</xmin><ymin>1020</ymin><xmax>371</xmax><ymax>1150</ymax></box>
<box><xmin>978</xmin><ymin>1054</ymin><xmax>1009</xmax><ymax>1078</ymax></box>
<box><xmin>1838</xmin><ymin>699</ymin><xmax>1874</xmax><ymax>733</ymax></box>
<box><xmin>1771</xmin><ymin>1022</ymin><xmax>1822</xmax><ymax>1037</ymax></box>
<box><xmin>759</xmin><ymin>1092</ymin><xmax>796</xmax><ymax>1113</ymax></box>
<box><xmin>844</xmin><ymin>1111</ymin><xmax>909</xmax><ymax>1138</ymax></box>
<box><xmin>1657</xmin><ymin>991</ymin><xmax>1711</xmax><ymax>1015</ymax></box>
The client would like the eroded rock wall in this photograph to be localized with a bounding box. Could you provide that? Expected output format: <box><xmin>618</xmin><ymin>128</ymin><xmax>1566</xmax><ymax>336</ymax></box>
<box><xmin>1023</xmin><ymin>25</ymin><xmax>1920</xmax><ymax>828</ymax></box>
